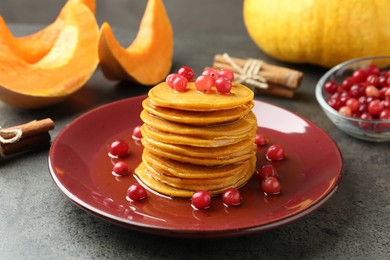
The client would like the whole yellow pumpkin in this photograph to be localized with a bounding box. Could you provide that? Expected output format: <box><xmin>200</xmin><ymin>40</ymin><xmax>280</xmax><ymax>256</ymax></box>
<box><xmin>243</xmin><ymin>0</ymin><xmax>390</xmax><ymax>67</ymax></box>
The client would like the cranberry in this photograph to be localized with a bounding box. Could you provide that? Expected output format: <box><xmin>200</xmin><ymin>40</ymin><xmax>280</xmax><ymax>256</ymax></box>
<box><xmin>191</xmin><ymin>190</ymin><xmax>211</xmax><ymax>210</ymax></box>
<box><xmin>127</xmin><ymin>184</ymin><xmax>147</xmax><ymax>201</ymax></box>
<box><xmin>339</xmin><ymin>106</ymin><xmax>352</xmax><ymax>116</ymax></box>
<box><xmin>346</xmin><ymin>98</ymin><xmax>360</xmax><ymax>113</ymax></box>
<box><xmin>349</xmin><ymin>84</ymin><xmax>365</xmax><ymax>98</ymax></box>
<box><xmin>366</xmin><ymin>64</ymin><xmax>381</xmax><ymax>75</ymax></box>
<box><xmin>132</xmin><ymin>125</ymin><xmax>142</xmax><ymax>140</ymax></box>
<box><xmin>195</xmin><ymin>75</ymin><xmax>214</xmax><ymax>93</ymax></box>
<box><xmin>379</xmin><ymin>108</ymin><xmax>390</xmax><ymax>120</ymax></box>
<box><xmin>165</xmin><ymin>73</ymin><xmax>178</xmax><ymax>88</ymax></box>
<box><xmin>261</xmin><ymin>177</ymin><xmax>281</xmax><ymax>195</ymax></box>
<box><xmin>258</xmin><ymin>164</ymin><xmax>278</xmax><ymax>181</ymax></box>
<box><xmin>178</xmin><ymin>66</ymin><xmax>195</xmax><ymax>82</ymax></box>
<box><xmin>367</xmin><ymin>99</ymin><xmax>384</xmax><ymax>116</ymax></box>
<box><xmin>202</xmin><ymin>68</ymin><xmax>219</xmax><ymax>82</ymax></box>
<box><xmin>328</xmin><ymin>97</ymin><xmax>342</xmax><ymax>111</ymax></box>
<box><xmin>359</xmin><ymin>112</ymin><xmax>373</xmax><ymax>130</ymax></box>
<box><xmin>255</xmin><ymin>134</ymin><xmax>268</xmax><ymax>146</ymax></box>
<box><xmin>109</xmin><ymin>139</ymin><xmax>129</xmax><ymax>157</ymax></box>
<box><xmin>366</xmin><ymin>74</ymin><xmax>379</xmax><ymax>86</ymax></box>
<box><xmin>365</xmin><ymin>85</ymin><xmax>380</xmax><ymax>98</ymax></box>
<box><xmin>324</xmin><ymin>81</ymin><xmax>338</xmax><ymax>94</ymax></box>
<box><xmin>352</xmin><ymin>69</ymin><xmax>368</xmax><ymax>82</ymax></box>
<box><xmin>218</xmin><ymin>69</ymin><xmax>235</xmax><ymax>82</ymax></box>
<box><xmin>266</xmin><ymin>144</ymin><xmax>286</xmax><ymax>161</ymax></box>
<box><xmin>173</xmin><ymin>75</ymin><xmax>188</xmax><ymax>92</ymax></box>
<box><xmin>112</xmin><ymin>161</ymin><xmax>129</xmax><ymax>176</ymax></box>
<box><xmin>222</xmin><ymin>188</ymin><xmax>241</xmax><ymax>206</ymax></box>
<box><xmin>342</xmin><ymin>77</ymin><xmax>354</xmax><ymax>91</ymax></box>
<box><xmin>215</xmin><ymin>77</ymin><xmax>232</xmax><ymax>94</ymax></box>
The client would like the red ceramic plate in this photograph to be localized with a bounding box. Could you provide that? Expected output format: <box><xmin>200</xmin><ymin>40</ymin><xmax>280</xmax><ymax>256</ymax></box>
<box><xmin>49</xmin><ymin>95</ymin><xmax>343</xmax><ymax>238</ymax></box>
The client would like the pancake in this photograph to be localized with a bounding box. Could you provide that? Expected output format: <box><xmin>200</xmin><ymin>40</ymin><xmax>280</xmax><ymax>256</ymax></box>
<box><xmin>144</xmin><ymin>156</ymin><xmax>253</xmax><ymax>191</ymax></box>
<box><xmin>141</xmin><ymin>124</ymin><xmax>252</xmax><ymax>148</ymax></box>
<box><xmin>142</xmin><ymin>141</ymin><xmax>256</xmax><ymax>166</ymax></box>
<box><xmin>142</xmin><ymin>98</ymin><xmax>254</xmax><ymax>125</ymax></box>
<box><xmin>141</xmin><ymin>135</ymin><xmax>256</xmax><ymax>160</ymax></box>
<box><xmin>140</xmin><ymin>110</ymin><xmax>257</xmax><ymax>139</ymax></box>
<box><xmin>148</xmin><ymin>82</ymin><xmax>254</xmax><ymax>111</ymax></box>
<box><xmin>134</xmin><ymin>156</ymin><xmax>256</xmax><ymax>197</ymax></box>
<box><xmin>142</xmin><ymin>149</ymin><xmax>252</xmax><ymax>179</ymax></box>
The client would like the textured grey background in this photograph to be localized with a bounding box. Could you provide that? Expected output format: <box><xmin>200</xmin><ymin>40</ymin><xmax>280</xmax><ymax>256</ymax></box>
<box><xmin>0</xmin><ymin>1</ymin><xmax>389</xmax><ymax>259</ymax></box>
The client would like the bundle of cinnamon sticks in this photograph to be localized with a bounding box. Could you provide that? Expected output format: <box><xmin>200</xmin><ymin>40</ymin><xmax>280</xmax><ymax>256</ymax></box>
<box><xmin>211</xmin><ymin>54</ymin><xmax>303</xmax><ymax>98</ymax></box>
<box><xmin>0</xmin><ymin>118</ymin><xmax>55</xmax><ymax>158</ymax></box>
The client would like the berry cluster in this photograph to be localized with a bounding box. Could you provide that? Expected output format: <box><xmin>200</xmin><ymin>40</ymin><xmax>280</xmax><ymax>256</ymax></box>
<box><xmin>191</xmin><ymin>136</ymin><xmax>287</xmax><ymax>210</ymax></box>
<box><xmin>108</xmin><ymin>126</ymin><xmax>147</xmax><ymax>202</ymax></box>
<box><xmin>191</xmin><ymin>187</ymin><xmax>241</xmax><ymax>210</ymax></box>
<box><xmin>324</xmin><ymin>64</ymin><xmax>390</xmax><ymax>126</ymax></box>
<box><xmin>255</xmin><ymin>135</ymin><xmax>286</xmax><ymax>195</ymax></box>
<box><xmin>165</xmin><ymin>66</ymin><xmax>235</xmax><ymax>94</ymax></box>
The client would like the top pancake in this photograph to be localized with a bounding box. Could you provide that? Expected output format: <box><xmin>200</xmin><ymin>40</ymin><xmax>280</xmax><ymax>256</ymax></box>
<box><xmin>148</xmin><ymin>81</ymin><xmax>254</xmax><ymax>111</ymax></box>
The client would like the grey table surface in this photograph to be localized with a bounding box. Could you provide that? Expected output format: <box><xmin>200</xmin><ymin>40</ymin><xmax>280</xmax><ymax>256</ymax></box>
<box><xmin>0</xmin><ymin>1</ymin><xmax>389</xmax><ymax>259</ymax></box>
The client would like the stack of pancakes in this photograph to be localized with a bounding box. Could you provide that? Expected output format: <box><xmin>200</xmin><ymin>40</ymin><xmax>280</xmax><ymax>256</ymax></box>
<box><xmin>135</xmin><ymin>82</ymin><xmax>257</xmax><ymax>197</ymax></box>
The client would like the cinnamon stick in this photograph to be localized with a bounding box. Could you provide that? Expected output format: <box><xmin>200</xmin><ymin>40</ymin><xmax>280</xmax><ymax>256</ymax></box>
<box><xmin>213</xmin><ymin>54</ymin><xmax>303</xmax><ymax>89</ymax></box>
<box><xmin>0</xmin><ymin>118</ymin><xmax>54</xmax><ymax>158</ymax></box>
<box><xmin>0</xmin><ymin>118</ymin><xmax>54</xmax><ymax>139</ymax></box>
<box><xmin>1</xmin><ymin>132</ymin><xmax>51</xmax><ymax>157</ymax></box>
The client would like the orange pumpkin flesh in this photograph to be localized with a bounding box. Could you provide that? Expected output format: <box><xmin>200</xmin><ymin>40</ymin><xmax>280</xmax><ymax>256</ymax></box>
<box><xmin>98</xmin><ymin>0</ymin><xmax>174</xmax><ymax>85</ymax></box>
<box><xmin>0</xmin><ymin>0</ymin><xmax>95</xmax><ymax>64</ymax></box>
<box><xmin>0</xmin><ymin>3</ymin><xmax>99</xmax><ymax>108</ymax></box>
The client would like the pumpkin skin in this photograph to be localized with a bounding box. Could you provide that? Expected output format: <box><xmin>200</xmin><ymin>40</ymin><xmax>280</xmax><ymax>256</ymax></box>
<box><xmin>98</xmin><ymin>0</ymin><xmax>174</xmax><ymax>85</ymax></box>
<box><xmin>0</xmin><ymin>0</ymin><xmax>95</xmax><ymax>63</ymax></box>
<box><xmin>0</xmin><ymin>2</ymin><xmax>99</xmax><ymax>108</ymax></box>
<box><xmin>243</xmin><ymin>0</ymin><xmax>390</xmax><ymax>68</ymax></box>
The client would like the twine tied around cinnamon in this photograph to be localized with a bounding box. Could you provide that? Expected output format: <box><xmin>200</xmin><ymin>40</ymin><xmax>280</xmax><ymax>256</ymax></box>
<box><xmin>222</xmin><ymin>53</ymin><xmax>268</xmax><ymax>89</ymax></box>
<box><xmin>0</xmin><ymin>127</ymin><xmax>22</xmax><ymax>144</ymax></box>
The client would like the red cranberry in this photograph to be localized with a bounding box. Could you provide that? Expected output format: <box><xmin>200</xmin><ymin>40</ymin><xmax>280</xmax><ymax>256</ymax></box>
<box><xmin>166</xmin><ymin>73</ymin><xmax>178</xmax><ymax>88</ymax></box>
<box><xmin>215</xmin><ymin>77</ymin><xmax>232</xmax><ymax>94</ymax></box>
<box><xmin>255</xmin><ymin>134</ymin><xmax>268</xmax><ymax>146</ymax></box>
<box><xmin>352</xmin><ymin>69</ymin><xmax>368</xmax><ymax>82</ymax></box>
<box><xmin>202</xmin><ymin>68</ymin><xmax>219</xmax><ymax>83</ymax></box>
<box><xmin>261</xmin><ymin>177</ymin><xmax>281</xmax><ymax>195</ymax></box>
<box><xmin>218</xmin><ymin>69</ymin><xmax>235</xmax><ymax>82</ymax></box>
<box><xmin>258</xmin><ymin>164</ymin><xmax>278</xmax><ymax>181</ymax></box>
<box><xmin>324</xmin><ymin>81</ymin><xmax>338</xmax><ymax>94</ymax></box>
<box><xmin>132</xmin><ymin>125</ymin><xmax>142</xmax><ymax>140</ymax></box>
<box><xmin>113</xmin><ymin>161</ymin><xmax>129</xmax><ymax>176</ymax></box>
<box><xmin>368</xmin><ymin>99</ymin><xmax>384</xmax><ymax>116</ymax></box>
<box><xmin>266</xmin><ymin>144</ymin><xmax>286</xmax><ymax>161</ymax></box>
<box><xmin>109</xmin><ymin>139</ymin><xmax>129</xmax><ymax>157</ymax></box>
<box><xmin>127</xmin><ymin>184</ymin><xmax>147</xmax><ymax>201</ymax></box>
<box><xmin>191</xmin><ymin>190</ymin><xmax>211</xmax><ymax>210</ymax></box>
<box><xmin>195</xmin><ymin>75</ymin><xmax>214</xmax><ymax>93</ymax></box>
<box><xmin>222</xmin><ymin>188</ymin><xmax>241</xmax><ymax>206</ymax></box>
<box><xmin>366</xmin><ymin>74</ymin><xmax>379</xmax><ymax>86</ymax></box>
<box><xmin>178</xmin><ymin>66</ymin><xmax>195</xmax><ymax>82</ymax></box>
<box><xmin>173</xmin><ymin>75</ymin><xmax>188</xmax><ymax>92</ymax></box>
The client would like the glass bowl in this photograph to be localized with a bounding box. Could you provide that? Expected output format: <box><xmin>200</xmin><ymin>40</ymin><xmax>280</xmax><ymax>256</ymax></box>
<box><xmin>315</xmin><ymin>56</ymin><xmax>390</xmax><ymax>142</ymax></box>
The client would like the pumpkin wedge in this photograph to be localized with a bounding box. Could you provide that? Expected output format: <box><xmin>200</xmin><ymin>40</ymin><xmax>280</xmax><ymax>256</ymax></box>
<box><xmin>98</xmin><ymin>0</ymin><xmax>173</xmax><ymax>85</ymax></box>
<box><xmin>0</xmin><ymin>0</ymin><xmax>95</xmax><ymax>63</ymax></box>
<box><xmin>0</xmin><ymin>3</ymin><xmax>99</xmax><ymax>109</ymax></box>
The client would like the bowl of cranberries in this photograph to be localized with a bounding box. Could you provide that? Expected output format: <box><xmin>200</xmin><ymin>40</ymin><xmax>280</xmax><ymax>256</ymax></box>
<box><xmin>315</xmin><ymin>56</ymin><xmax>390</xmax><ymax>142</ymax></box>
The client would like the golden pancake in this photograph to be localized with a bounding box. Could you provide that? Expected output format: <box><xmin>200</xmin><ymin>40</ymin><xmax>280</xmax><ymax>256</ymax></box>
<box><xmin>140</xmin><ymin>110</ymin><xmax>257</xmax><ymax>139</ymax></box>
<box><xmin>141</xmin><ymin>124</ymin><xmax>252</xmax><ymax>148</ymax></box>
<box><xmin>144</xmin><ymin>157</ymin><xmax>253</xmax><ymax>191</ymax></box>
<box><xmin>142</xmin><ymin>143</ymin><xmax>256</xmax><ymax>166</ymax></box>
<box><xmin>148</xmin><ymin>82</ymin><xmax>254</xmax><ymax>111</ymax></box>
<box><xmin>142</xmin><ymin>149</ymin><xmax>252</xmax><ymax>179</ymax></box>
<box><xmin>142</xmin><ymin>135</ymin><xmax>256</xmax><ymax>160</ymax></box>
<box><xmin>142</xmin><ymin>98</ymin><xmax>254</xmax><ymax>125</ymax></box>
<box><xmin>134</xmin><ymin>156</ymin><xmax>256</xmax><ymax>197</ymax></box>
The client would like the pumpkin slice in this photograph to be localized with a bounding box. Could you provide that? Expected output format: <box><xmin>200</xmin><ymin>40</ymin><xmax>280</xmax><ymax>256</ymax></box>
<box><xmin>0</xmin><ymin>3</ymin><xmax>99</xmax><ymax>108</ymax></box>
<box><xmin>0</xmin><ymin>0</ymin><xmax>95</xmax><ymax>63</ymax></box>
<box><xmin>98</xmin><ymin>0</ymin><xmax>173</xmax><ymax>85</ymax></box>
